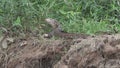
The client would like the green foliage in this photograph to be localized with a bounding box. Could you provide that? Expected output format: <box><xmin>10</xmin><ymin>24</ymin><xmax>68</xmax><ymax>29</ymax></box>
<box><xmin>13</xmin><ymin>17</ymin><xmax>22</xmax><ymax>27</ymax></box>
<box><xmin>0</xmin><ymin>0</ymin><xmax>120</xmax><ymax>35</ymax></box>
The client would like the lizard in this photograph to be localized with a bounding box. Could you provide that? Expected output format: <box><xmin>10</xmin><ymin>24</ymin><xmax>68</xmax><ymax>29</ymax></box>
<box><xmin>44</xmin><ymin>18</ymin><xmax>90</xmax><ymax>39</ymax></box>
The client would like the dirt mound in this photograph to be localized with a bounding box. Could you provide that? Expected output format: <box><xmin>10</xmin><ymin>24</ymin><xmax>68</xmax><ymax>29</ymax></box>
<box><xmin>0</xmin><ymin>34</ymin><xmax>120</xmax><ymax>68</ymax></box>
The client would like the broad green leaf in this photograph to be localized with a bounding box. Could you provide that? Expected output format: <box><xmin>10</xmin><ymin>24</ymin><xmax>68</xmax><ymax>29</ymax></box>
<box><xmin>13</xmin><ymin>17</ymin><xmax>22</xmax><ymax>27</ymax></box>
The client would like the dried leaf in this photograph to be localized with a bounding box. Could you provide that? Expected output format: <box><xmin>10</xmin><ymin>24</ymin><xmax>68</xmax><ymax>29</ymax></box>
<box><xmin>20</xmin><ymin>41</ymin><xmax>27</xmax><ymax>46</ymax></box>
<box><xmin>6</xmin><ymin>38</ymin><xmax>14</xmax><ymax>43</ymax></box>
<box><xmin>1</xmin><ymin>27</ymin><xmax>8</xmax><ymax>32</ymax></box>
<box><xmin>2</xmin><ymin>39</ymin><xmax>8</xmax><ymax>49</ymax></box>
<box><xmin>0</xmin><ymin>36</ymin><xmax>4</xmax><ymax>42</ymax></box>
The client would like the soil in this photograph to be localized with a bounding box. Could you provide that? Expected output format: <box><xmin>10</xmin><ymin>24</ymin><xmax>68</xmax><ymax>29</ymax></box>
<box><xmin>0</xmin><ymin>33</ymin><xmax>120</xmax><ymax>68</ymax></box>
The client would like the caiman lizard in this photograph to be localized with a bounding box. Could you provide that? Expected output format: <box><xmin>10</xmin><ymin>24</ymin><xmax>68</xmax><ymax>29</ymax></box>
<box><xmin>44</xmin><ymin>18</ymin><xmax>90</xmax><ymax>39</ymax></box>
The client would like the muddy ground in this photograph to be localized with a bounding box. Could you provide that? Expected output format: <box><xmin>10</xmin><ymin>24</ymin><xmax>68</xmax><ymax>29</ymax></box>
<box><xmin>0</xmin><ymin>33</ymin><xmax>120</xmax><ymax>68</ymax></box>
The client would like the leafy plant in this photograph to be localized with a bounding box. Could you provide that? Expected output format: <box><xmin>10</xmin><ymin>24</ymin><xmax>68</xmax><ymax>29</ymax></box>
<box><xmin>13</xmin><ymin>17</ymin><xmax>22</xmax><ymax>27</ymax></box>
<box><xmin>0</xmin><ymin>0</ymin><xmax>120</xmax><ymax>35</ymax></box>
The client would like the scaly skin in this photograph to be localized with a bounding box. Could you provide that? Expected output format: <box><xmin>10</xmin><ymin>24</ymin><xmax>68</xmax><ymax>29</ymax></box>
<box><xmin>45</xmin><ymin>18</ymin><xmax>89</xmax><ymax>39</ymax></box>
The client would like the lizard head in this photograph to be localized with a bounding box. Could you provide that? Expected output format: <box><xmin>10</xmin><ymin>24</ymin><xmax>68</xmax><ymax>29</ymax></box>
<box><xmin>45</xmin><ymin>18</ymin><xmax>59</xmax><ymax>29</ymax></box>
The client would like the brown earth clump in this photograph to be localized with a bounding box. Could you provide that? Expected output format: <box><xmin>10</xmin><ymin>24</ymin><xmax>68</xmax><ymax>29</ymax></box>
<box><xmin>0</xmin><ymin>34</ymin><xmax>120</xmax><ymax>68</ymax></box>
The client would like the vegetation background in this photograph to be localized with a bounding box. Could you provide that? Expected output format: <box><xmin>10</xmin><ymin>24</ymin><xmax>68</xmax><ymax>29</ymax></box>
<box><xmin>0</xmin><ymin>0</ymin><xmax>120</xmax><ymax>36</ymax></box>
